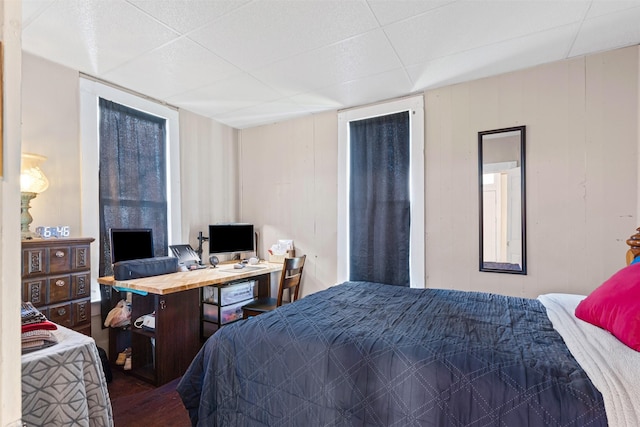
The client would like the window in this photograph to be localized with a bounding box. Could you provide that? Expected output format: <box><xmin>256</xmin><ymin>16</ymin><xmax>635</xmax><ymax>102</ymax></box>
<box><xmin>98</xmin><ymin>99</ymin><xmax>168</xmax><ymax>276</ymax></box>
<box><xmin>337</xmin><ymin>96</ymin><xmax>425</xmax><ymax>287</ymax></box>
<box><xmin>80</xmin><ymin>78</ymin><xmax>181</xmax><ymax>301</ymax></box>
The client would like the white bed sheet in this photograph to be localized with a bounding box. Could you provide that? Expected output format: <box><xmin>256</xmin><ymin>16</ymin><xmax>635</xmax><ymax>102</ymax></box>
<box><xmin>539</xmin><ymin>293</ymin><xmax>640</xmax><ymax>427</ymax></box>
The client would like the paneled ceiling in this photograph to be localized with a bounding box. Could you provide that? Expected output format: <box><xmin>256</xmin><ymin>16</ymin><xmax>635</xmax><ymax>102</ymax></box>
<box><xmin>22</xmin><ymin>0</ymin><xmax>640</xmax><ymax>129</ymax></box>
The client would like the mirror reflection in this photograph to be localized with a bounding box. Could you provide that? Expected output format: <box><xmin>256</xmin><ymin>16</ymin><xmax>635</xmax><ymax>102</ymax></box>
<box><xmin>478</xmin><ymin>126</ymin><xmax>526</xmax><ymax>274</ymax></box>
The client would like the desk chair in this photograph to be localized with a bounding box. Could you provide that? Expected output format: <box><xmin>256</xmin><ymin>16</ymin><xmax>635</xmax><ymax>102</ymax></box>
<box><xmin>242</xmin><ymin>255</ymin><xmax>306</xmax><ymax>319</ymax></box>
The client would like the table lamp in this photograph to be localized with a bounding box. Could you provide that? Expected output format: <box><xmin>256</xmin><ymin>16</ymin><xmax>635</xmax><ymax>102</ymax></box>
<box><xmin>20</xmin><ymin>153</ymin><xmax>49</xmax><ymax>239</ymax></box>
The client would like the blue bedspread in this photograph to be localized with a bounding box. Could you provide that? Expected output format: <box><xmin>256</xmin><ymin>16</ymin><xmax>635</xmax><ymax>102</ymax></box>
<box><xmin>177</xmin><ymin>281</ymin><xmax>606</xmax><ymax>426</ymax></box>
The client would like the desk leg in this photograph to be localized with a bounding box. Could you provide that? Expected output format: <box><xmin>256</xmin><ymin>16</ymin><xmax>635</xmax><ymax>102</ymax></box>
<box><xmin>101</xmin><ymin>285</ymin><xmax>131</xmax><ymax>366</ymax></box>
<box><xmin>154</xmin><ymin>289</ymin><xmax>200</xmax><ymax>385</ymax></box>
<box><xmin>99</xmin><ymin>284</ymin><xmax>113</xmax><ymax>329</ymax></box>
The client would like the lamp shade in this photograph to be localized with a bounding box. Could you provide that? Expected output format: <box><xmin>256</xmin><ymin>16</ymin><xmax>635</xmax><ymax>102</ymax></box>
<box><xmin>20</xmin><ymin>153</ymin><xmax>49</xmax><ymax>194</ymax></box>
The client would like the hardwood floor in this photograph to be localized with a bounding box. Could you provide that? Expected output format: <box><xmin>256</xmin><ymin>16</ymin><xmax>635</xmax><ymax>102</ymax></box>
<box><xmin>108</xmin><ymin>369</ymin><xmax>191</xmax><ymax>426</ymax></box>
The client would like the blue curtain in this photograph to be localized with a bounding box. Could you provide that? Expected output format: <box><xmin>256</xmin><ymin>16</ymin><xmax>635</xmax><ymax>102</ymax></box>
<box><xmin>98</xmin><ymin>99</ymin><xmax>168</xmax><ymax>277</ymax></box>
<box><xmin>349</xmin><ymin>111</ymin><xmax>411</xmax><ymax>286</ymax></box>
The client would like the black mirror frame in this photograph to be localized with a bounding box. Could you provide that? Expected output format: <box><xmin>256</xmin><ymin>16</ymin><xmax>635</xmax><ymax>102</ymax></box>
<box><xmin>478</xmin><ymin>125</ymin><xmax>527</xmax><ymax>274</ymax></box>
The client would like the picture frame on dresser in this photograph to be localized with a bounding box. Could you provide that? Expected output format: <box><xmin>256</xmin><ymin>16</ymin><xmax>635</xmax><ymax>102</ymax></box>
<box><xmin>21</xmin><ymin>237</ymin><xmax>95</xmax><ymax>336</ymax></box>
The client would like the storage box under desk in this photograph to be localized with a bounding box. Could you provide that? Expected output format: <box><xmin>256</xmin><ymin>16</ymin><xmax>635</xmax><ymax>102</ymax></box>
<box><xmin>201</xmin><ymin>280</ymin><xmax>257</xmax><ymax>331</ymax></box>
<box><xmin>203</xmin><ymin>280</ymin><xmax>256</xmax><ymax>306</ymax></box>
<box><xmin>203</xmin><ymin>299</ymin><xmax>254</xmax><ymax>325</ymax></box>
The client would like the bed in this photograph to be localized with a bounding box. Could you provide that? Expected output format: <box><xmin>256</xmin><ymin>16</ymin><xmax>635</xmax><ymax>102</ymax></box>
<box><xmin>178</xmin><ymin>243</ymin><xmax>640</xmax><ymax>426</ymax></box>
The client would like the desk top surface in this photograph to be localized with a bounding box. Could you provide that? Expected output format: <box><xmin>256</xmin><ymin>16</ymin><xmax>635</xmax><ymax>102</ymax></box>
<box><xmin>97</xmin><ymin>261</ymin><xmax>283</xmax><ymax>295</ymax></box>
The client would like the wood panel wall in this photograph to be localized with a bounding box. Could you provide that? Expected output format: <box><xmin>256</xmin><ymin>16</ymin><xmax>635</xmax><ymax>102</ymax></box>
<box><xmin>239</xmin><ymin>46</ymin><xmax>639</xmax><ymax>299</ymax></box>
<box><xmin>425</xmin><ymin>46</ymin><xmax>639</xmax><ymax>297</ymax></box>
<box><xmin>239</xmin><ymin>112</ymin><xmax>338</xmax><ymax>297</ymax></box>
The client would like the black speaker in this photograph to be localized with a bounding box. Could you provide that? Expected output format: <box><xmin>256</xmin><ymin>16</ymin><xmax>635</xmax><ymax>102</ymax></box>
<box><xmin>113</xmin><ymin>256</ymin><xmax>178</xmax><ymax>280</ymax></box>
<box><xmin>209</xmin><ymin>255</ymin><xmax>219</xmax><ymax>267</ymax></box>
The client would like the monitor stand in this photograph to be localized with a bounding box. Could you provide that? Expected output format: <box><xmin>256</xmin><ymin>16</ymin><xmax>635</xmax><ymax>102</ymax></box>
<box><xmin>196</xmin><ymin>231</ymin><xmax>208</xmax><ymax>264</ymax></box>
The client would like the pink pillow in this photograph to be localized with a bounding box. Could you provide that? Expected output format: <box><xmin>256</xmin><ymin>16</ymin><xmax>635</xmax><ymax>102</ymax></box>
<box><xmin>575</xmin><ymin>263</ymin><xmax>640</xmax><ymax>351</ymax></box>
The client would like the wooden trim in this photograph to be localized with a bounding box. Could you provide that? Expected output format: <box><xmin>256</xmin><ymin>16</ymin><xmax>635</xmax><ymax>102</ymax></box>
<box><xmin>0</xmin><ymin>42</ymin><xmax>4</xmax><ymax>177</ymax></box>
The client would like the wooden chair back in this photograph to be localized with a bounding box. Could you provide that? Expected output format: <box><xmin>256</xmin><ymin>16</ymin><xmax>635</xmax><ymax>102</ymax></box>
<box><xmin>627</xmin><ymin>227</ymin><xmax>640</xmax><ymax>264</ymax></box>
<box><xmin>276</xmin><ymin>255</ymin><xmax>306</xmax><ymax>306</ymax></box>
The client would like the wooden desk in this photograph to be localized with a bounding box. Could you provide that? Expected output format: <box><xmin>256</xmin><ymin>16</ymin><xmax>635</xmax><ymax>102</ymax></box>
<box><xmin>98</xmin><ymin>261</ymin><xmax>282</xmax><ymax>385</ymax></box>
<box><xmin>97</xmin><ymin>261</ymin><xmax>282</xmax><ymax>294</ymax></box>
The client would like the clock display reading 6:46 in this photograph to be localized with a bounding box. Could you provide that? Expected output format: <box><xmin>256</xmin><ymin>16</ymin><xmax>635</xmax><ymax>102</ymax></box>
<box><xmin>36</xmin><ymin>226</ymin><xmax>71</xmax><ymax>238</ymax></box>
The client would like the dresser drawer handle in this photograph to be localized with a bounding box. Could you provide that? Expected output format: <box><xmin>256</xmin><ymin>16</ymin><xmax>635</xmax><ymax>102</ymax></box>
<box><xmin>57</xmin><ymin>308</ymin><xmax>67</xmax><ymax>316</ymax></box>
<box><xmin>55</xmin><ymin>251</ymin><xmax>65</xmax><ymax>258</ymax></box>
<box><xmin>55</xmin><ymin>279</ymin><xmax>65</xmax><ymax>287</ymax></box>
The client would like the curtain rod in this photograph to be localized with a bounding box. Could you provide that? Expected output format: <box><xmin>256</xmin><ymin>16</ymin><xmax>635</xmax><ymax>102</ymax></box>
<box><xmin>79</xmin><ymin>72</ymin><xmax>179</xmax><ymax>112</ymax></box>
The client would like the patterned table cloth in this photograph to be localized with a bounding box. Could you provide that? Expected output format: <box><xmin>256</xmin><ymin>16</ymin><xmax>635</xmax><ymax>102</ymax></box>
<box><xmin>22</xmin><ymin>326</ymin><xmax>113</xmax><ymax>426</ymax></box>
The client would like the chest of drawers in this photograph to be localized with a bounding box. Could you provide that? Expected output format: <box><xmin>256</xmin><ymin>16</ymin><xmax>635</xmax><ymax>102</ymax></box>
<box><xmin>22</xmin><ymin>237</ymin><xmax>95</xmax><ymax>336</ymax></box>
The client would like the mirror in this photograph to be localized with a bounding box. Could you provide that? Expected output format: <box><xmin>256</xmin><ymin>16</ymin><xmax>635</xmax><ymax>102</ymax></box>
<box><xmin>478</xmin><ymin>126</ymin><xmax>526</xmax><ymax>274</ymax></box>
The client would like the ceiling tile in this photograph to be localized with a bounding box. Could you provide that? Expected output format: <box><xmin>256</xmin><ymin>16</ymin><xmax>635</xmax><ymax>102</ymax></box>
<box><xmin>290</xmin><ymin>68</ymin><xmax>413</xmax><ymax>112</ymax></box>
<box><xmin>188</xmin><ymin>0</ymin><xmax>379</xmax><ymax>71</ymax></box>
<box><xmin>215</xmin><ymin>98</ymin><xmax>313</xmax><ymax>129</ymax></box>
<box><xmin>167</xmin><ymin>73</ymin><xmax>284</xmax><ymax>117</ymax></box>
<box><xmin>407</xmin><ymin>23</ymin><xmax>579</xmax><ymax>91</ymax></box>
<box><xmin>22</xmin><ymin>0</ymin><xmax>180</xmax><ymax>75</ymax></box>
<box><xmin>570</xmin><ymin>5</ymin><xmax>640</xmax><ymax>57</ymax></box>
<box><xmin>22</xmin><ymin>0</ymin><xmax>56</xmax><ymax>27</ymax></box>
<box><xmin>385</xmin><ymin>0</ymin><xmax>590</xmax><ymax>67</ymax></box>
<box><xmin>103</xmin><ymin>37</ymin><xmax>241</xmax><ymax>100</ymax></box>
<box><xmin>126</xmin><ymin>0</ymin><xmax>251</xmax><ymax>34</ymax></box>
<box><xmin>286</xmin><ymin>92</ymin><xmax>343</xmax><ymax>114</ymax></box>
<box><xmin>366</xmin><ymin>0</ymin><xmax>455</xmax><ymax>26</ymax></box>
<box><xmin>586</xmin><ymin>0</ymin><xmax>640</xmax><ymax>18</ymax></box>
<box><xmin>253</xmin><ymin>29</ymin><xmax>402</xmax><ymax>97</ymax></box>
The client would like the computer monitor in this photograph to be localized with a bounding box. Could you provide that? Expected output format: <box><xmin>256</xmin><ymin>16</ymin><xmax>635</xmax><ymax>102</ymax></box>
<box><xmin>208</xmin><ymin>223</ymin><xmax>254</xmax><ymax>255</ymax></box>
<box><xmin>110</xmin><ymin>228</ymin><xmax>154</xmax><ymax>264</ymax></box>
